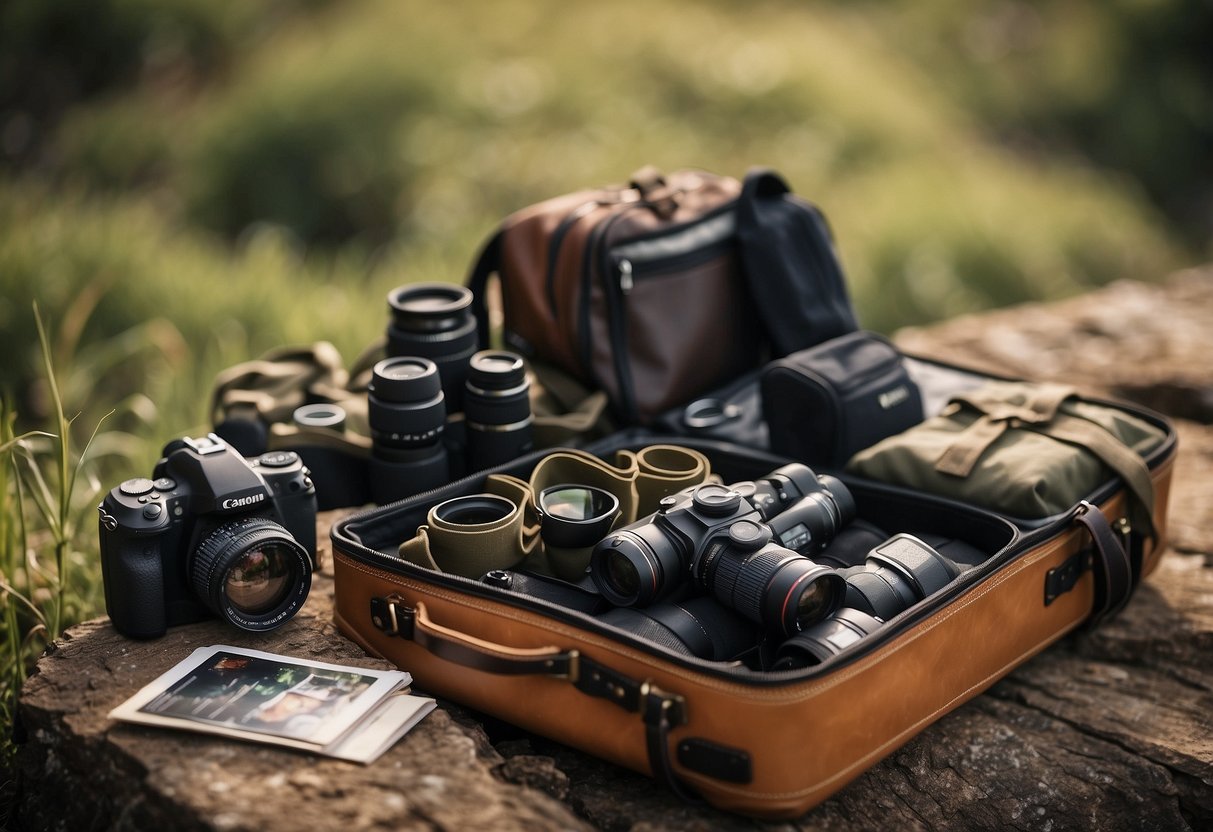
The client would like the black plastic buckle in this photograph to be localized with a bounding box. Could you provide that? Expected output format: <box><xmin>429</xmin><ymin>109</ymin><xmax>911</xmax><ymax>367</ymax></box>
<box><xmin>1044</xmin><ymin>550</ymin><xmax>1089</xmax><ymax>606</ymax></box>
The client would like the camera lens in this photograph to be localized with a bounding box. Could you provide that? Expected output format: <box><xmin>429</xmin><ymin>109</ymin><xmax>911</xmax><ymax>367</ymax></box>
<box><xmin>431</xmin><ymin>494</ymin><xmax>515</xmax><ymax>526</ymax></box>
<box><xmin>386</xmin><ymin>283</ymin><xmax>479</xmax><ymax>411</ymax></box>
<box><xmin>537</xmin><ymin>485</ymin><xmax>619</xmax><ymax>550</ymax></box>
<box><xmin>367</xmin><ymin>357</ymin><xmax>449</xmax><ymax>504</ymax></box>
<box><xmin>368</xmin><ymin>357</ymin><xmax>445</xmax><ymax>447</ymax></box>
<box><xmin>190</xmin><ymin>516</ymin><xmax>312</xmax><ymax>631</ymax></box>
<box><xmin>697</xmin><ymin>523</ymin><xmax>846</xmax><ymax>637</ymax></box>
<box><xmin>590</xmin><ymin>522</ymin><xmax>685</xmax><ymax>607</ymax></box>
<box><xmin>842</xmin><ymin>534</ymin><xmax>962</xmax><ymax>620</ymax></box>
<box><xmin>464</xmin><ymin>350</ymin><xmax>534</xmax><ymax>470</ymax></box>
<box><xmin>773</xmin><ymin>608</ymin><xmax>884</xmax><ymax>670</ymax></box>
<box><xmin>598</xmin><ymin>596</ymin><xmax>758</xmax><ymax>662</ymax></box>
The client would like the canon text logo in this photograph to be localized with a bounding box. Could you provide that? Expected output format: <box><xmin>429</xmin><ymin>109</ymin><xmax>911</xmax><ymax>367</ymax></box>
<box><xmin>221</xmin><ymin>493</ymin><xmax>265</xmax><ymax>510</ymax></box>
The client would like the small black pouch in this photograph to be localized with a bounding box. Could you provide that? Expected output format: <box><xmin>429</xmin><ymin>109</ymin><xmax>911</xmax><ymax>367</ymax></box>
<box><xmin>761</xmin><ymin>331</ymin><xmax>923</xmax><ymax>468</ymax></box>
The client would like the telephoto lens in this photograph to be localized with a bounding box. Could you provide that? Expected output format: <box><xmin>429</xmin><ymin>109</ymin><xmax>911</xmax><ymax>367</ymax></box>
<box><xmin>841</xmin><ymin>533</ymin><xmax>963</xmax><ymax>620</ymax></box>
<box><xmin>464</xmin><ymin>350</ymin><xmax>534</xmax><ymax>470</ymax></box>
<box><xmin>772</xmin><ymin>607</ymin><xmax>884</xmax><ymax>670</ymax></box>
<box><xmin>386</xmin><ymin>283</ymin><xmax>479</xmax><ymax>411</ymax></box>
<box><xmin>598</xmin><ymin>596</ymin><xmax>760</xmax><ymax>662</ymax></box>
<box><xmin>693</xmin><ymin>519</ymin><xmax>847</xmax><ymax>638</ymax></box>
<box><xmin>367</xmin><ymin>356</ymin><xmax>449</xmax><ymax>504</ymax></box>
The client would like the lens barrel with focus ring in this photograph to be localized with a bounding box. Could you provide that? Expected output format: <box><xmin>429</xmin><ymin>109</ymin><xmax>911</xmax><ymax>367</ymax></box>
<box><xmin>367</xmin><ymin>356</ymin><xmax>450</xmax><ymax>504</ymax></box>
<box><xmin>695</xmin><ymin>520</ymin><xmax>846</xmax><ymax>637</ymax></box>
<box><xmin>598</xmin><ymin>596</ymin><xmax>759</xmax><ymax>662</ymax></box>
<box><xmin>464</xmin><ymin>350</ymin><xmax>534</xmax><ymax>470</ymax></box>
<box><xmin>189</xmin><ymin>516</ymin><xmax>312</xmax><ymax>631</ymax></box>
<box><xmin>386</xmin><ymin>283</ymin><xmax>479</xmax><ymax>411</ymax></box>
<box><xmin>773</xmin><ymin>607</ymin><xmax>885</xmax><ymax>670</ymax></box>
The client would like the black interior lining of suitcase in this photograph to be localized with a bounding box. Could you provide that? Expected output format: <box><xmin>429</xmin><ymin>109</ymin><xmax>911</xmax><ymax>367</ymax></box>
<box><xmin>333</xmin><ymin>437</ymin><xmax>1027</xmax><ymax>683</ymax></box>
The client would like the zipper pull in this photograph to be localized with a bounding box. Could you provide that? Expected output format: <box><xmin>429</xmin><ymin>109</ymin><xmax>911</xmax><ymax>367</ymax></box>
<box><xmin>618</xmin><ymin>258</ymin><xmax>634</xmax><ymax>295</ymax></box>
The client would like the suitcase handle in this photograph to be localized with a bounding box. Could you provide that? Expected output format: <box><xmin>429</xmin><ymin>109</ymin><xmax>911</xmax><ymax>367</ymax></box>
<box><xmin>369</xmin><ymin>596</ymin><xmax>703</xmax><ymax>802</ymax></box>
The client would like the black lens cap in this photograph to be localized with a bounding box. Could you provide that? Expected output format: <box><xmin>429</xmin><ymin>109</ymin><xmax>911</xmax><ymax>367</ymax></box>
<box><xmin>369</xmin><ymin>357</ymin><xmax>442</xmax><ymax>403</ymax></box>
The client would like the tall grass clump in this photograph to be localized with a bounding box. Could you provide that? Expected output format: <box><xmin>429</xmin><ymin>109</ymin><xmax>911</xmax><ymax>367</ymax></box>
<box><xmin>0</xmin><ymin>307</ymin><xmax>113</xmax><ymax>752</ymax></box>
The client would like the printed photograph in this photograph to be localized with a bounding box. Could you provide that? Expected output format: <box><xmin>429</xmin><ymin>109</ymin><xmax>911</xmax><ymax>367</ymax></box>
<box><xmin>139</xmin><ymin>650</ymin><xmax>377</xmax><ymax>741</ymax></box>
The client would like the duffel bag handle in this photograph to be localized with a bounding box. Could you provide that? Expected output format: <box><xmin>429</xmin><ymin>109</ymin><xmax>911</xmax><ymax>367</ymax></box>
<box><xmin>628</xmin><ymin>165</ymin><xmax>679</xmax><ymax>219</ymax></box>
<box><xmin>368</xmin><ymin>597</ymin><xmax>702</xmax><ymax>803</ymax></box>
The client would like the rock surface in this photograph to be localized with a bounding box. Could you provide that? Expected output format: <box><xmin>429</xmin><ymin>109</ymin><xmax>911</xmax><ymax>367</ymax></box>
<box><xmin>13</xmin><ymin>271</ymin><xmax>1213</xmax><ymax>831</ymax></box>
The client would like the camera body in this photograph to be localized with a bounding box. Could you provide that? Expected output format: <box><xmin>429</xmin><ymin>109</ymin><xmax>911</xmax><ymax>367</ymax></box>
<box><xmin>590</xmin><ymin>464</ymin><xmax>853</xmax><ymax>636</ymax></box>
<box><xmin>591</xmin><ymin>482</ymin><xmax>762</xmax><ymax>607</ymax></box>
<box><xmin>98</xmin><ymin>434</ymin><xmax>317</xmax><ymax>639</ymax></box>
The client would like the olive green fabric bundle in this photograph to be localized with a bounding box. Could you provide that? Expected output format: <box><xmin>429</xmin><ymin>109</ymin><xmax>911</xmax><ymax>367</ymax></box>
<box><xmin>212</xmin><ymin>339</ymin><xmax>615</xmax><ymax>450</ymax></box>
<box><xmin>846</xmin><ymin>381</ymin><xmax>1165</xmax><ymax>527</ymax></box>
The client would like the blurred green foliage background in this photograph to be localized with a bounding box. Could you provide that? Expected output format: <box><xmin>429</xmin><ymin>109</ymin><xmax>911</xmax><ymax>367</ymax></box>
<box><xmin>3</xmin><ymin>0</ymin><xmax>1210</xmax><ymax>437</ymax></box>
<box><xmin>0</xmin><ymin>0</ymin><xmax>1208</xmax><ymax>742</ymax></box>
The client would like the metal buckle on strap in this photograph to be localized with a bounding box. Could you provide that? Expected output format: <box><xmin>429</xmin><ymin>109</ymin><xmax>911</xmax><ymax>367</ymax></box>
<box><xmin>549</xmin><ymin>649</ymin><xmax>581</xmax><ymax>684</ymax></box>
<box><xmin>640</xmin><ymin>681</ymin><xmax>688</xmax><ymax>728</ymax></box>
<box><xmin>370</xmin><ymin>595</ymin><xmax>412</xmax><ymax>637</ymax></box>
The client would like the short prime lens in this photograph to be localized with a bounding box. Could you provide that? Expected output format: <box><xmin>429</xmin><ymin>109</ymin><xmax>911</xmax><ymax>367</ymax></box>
<box><xmin>464</xmin><ymin>350</ymin><xmax>533</xmax><ymax>470</ymax></box>
<box><xmin>190</xmin><ymin>516</ymin><xmax>312</xmax><ymax>631</ymax></box>
<box><xmin>367</xmin><ymin>356</ymin><xmax>450</xmax><ymax>504</ymax></box>
<box><xmin>386</xmin><ymin>283</ymin><xmax>479</xmax><ymax>411</ymax></box>
<box><xmin>841</xmin><ymin>534</ymin><xmax>962</xmax><ymax>620</ymax></box>
<box><xmin>591</xmin><ymin>522</ymin><xmax>683</xmax><ymax>607</ymax></box>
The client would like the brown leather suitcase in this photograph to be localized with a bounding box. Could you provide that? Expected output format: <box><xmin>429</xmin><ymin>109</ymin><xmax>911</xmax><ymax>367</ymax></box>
<box><xmin>330</xmin><ymin>360</ymin><xmax>1175</xmax><ymax>818</ymax></box>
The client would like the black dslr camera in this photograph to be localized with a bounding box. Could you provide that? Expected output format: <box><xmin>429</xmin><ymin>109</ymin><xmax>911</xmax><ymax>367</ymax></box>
<box><xmin>589</xmin><ymin>464</ymin><xmax>854</xmax><ymax>637</ymax></box>
<box><xmin>98</xmin><ymin>434</ymin><xmax>318</xmax><ymax>639</ymax></box>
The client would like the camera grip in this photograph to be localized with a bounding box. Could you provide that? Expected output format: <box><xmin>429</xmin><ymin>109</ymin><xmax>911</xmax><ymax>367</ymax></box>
<box><xmin>104</xmin><ymin>536</ymin><xmax>167</xmax><ymax>639</ymax></box>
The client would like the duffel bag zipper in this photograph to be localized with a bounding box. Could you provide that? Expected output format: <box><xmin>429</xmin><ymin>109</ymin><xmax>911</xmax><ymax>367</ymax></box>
<box><xmin>606</xmin><ymin>238</ymin><xmax>737</xmax><ymax>422</ymax></box>
<box><xmin>577</xmin><ymin>205</ymin><xmax>644</xmax><ymax>388</ymax></box>
<box><xmin>545</xmin><ymin>199</ymin><xmax>611</xmax><ymax>320</ymax></box>
<box><xmin>614</xmin><ymin>237</ymin><xmax>736</xmax><ymax>296</ymax></box>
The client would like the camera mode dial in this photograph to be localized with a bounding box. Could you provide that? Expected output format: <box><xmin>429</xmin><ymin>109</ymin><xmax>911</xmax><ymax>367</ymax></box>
<box><xmin>691</xmin><ymin>484</ymin><xmax>742</xmax><ymax>517</ymax></box>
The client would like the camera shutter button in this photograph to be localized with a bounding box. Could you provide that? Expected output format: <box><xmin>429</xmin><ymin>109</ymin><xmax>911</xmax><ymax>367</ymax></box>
<box><xmin>142</xmin><ymin>504</ymin><xmax>163</xmax><ymax>520</ymax></box>
<box><xmin>258</xmin><ymin>451</ymin><xmax>299</xmax><ymax>468</ymax></box>
<box><xmin>119</xmin><ymin>478</ymin><xmax>155</xmax><ymax>497</ymax></box>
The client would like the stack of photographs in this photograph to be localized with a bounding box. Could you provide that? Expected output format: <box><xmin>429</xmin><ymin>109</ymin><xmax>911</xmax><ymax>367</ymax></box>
<box><xmin>109</xmin><ymin>645</ymin><xmax>435</xmax><ymax>763</ymax></box>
